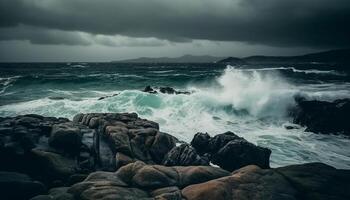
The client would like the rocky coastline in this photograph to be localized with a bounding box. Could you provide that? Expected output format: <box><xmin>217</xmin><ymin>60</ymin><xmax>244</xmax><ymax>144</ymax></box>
<box><xmin>0</xmin><ymin>112</ymin><xmax>350</xmax><ymax>200</ymax></box>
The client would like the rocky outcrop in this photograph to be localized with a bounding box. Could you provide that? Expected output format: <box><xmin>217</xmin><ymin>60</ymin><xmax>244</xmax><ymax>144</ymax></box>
<box><xmin>28</xmin><ymin>162</ymin><xmax>350</xmax><ymax>200</ymax></box>
<box><xmin>2</xmin><ymin>112</ymin><xmax>350</xmax><ymax>200</ymax></box>
<box><xmin>191</xmin><ymin>131</ymin><xmax>271</xmax><ymax>171</ymax></box>
<box><xmin>49</xmin><ymin>122</ymin><xmax>82</xmax><ymax>154</ymax></box>
<box><xmin>116</xmin><ymin>161</ymin><xmax>229</xmax><ymax>189</ymax></box>
<box><xmin>66</xmin><ymin>161</ymin><xmax>229</xmax><ymax>199</ymax></box>
<box><xmin>0</xmin><ymin>114</ymin><xmax>90</xmax><ymax>185</ymax></box>
<box><xmin>291</xmin><ymin>98</ymin><xmax>350</xmax><ymax>136</ymax></box>
<box><xmin>182</xmin><ymin>162</ymin><xmax>350</xmax><ymax>200</ymax></box>
<box><xmin>162</xmin><ymin>144</ymin><xmax>209</xmax><ymax>166</ymax></box>
<box><xmin>73</xmin><ymin>113</ymin><xmax>178</xmax><ymax>168</ymax></box>
<box><xmin>143</xmin><ymin>86</ymin><xmax>191</xmax><ymax>95</ymax></box>
<box><xmin>182</xmin><ymin>165</ymin><xmax>296</xmax><ymax>200</ymax></box>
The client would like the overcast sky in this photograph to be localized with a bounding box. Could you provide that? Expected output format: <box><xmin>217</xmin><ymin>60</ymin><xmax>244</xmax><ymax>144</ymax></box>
<box><xmin>1</xmin><ymin>0</ymin><xmax>349</xmax><ymax>62</ymax></box>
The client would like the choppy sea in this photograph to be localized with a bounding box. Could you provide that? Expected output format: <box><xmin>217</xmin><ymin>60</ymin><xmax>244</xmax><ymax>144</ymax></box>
<box><xmin>1</xmin><ymin>62</ymin><xmax>349</xmax><ymax>168</ymax></box>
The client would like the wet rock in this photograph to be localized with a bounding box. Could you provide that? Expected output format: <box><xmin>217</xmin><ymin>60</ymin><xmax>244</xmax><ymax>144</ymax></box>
<box><xmin>182</xmin><ymin>162</ymin><xmax>350</xmax><ymax>200</ymax></box>
<box><xmin>160</xmin><ymin>87</ymin><xmax>176</xmax><ymax>94</ymax></box>
<box><xmin>276</xmin><ymin>162</ymin><xmax>350</xmax><ymax>200</ymax></box>
<box><xmin>190</xmin><ymin>132</ymin><xmax>211</xmax><ymax>155</ymax></box>
<box><xmin>143</xmin><ymin>86</ymin><xmax>190</xmax><ymax>95</ymax></box>
<box><xmin>211</xmin><ymin>137</ymin><xmax>271</xmax><ymax>171</ymax></box>
<box><xmin>49</xmin><ymin>122</ymin><xmax>82</xmax><ymax>154</ymax></box>
<box><xmin>149</xmin><ymin>132</ymin><xmax>178</xmax><ymax>164</ymax></box>
<box><xmin>191</xmin><ymin>131</ymin><xmax>271</xmax><ymax>171</ymax></box>
<box><xmin>207</xmin><ymin>131</ymin><xmax>241</xmax><ymax>153</ymax></box>
<box><xmin>291</xmin><ymin>98</ymin><xmax>350</xmax><ymax>136</ymax></box>
<box><xmin>182</xmin><ymin>165</ymin><xmax>296</xmax><ymax>200</ymax></box>
<box><xmin>0</xmin><ymin>171</ymin><xmax>46</xmax><ymax>200</ymax></box>
<box><xmin>162</xmin><ymin>144</ymin><xmax>209</xmax><ymax>166</ymax></box>
<box><xmin>116</xmin><ymin>161</ymin><xmax>229</xmax><ymax>189</ymax></box>
<box><xmin>144</xmin><ymin>85</ymin><xmax>158</xmax><ymax>94</ymax></box>
<box><xmin>68</xmin><ymin>171</ymin><xmax>147</xmax><ymax>200</ymax></box>
<box><xmin>74</xmin><ymin>113</ymin><xmax>176</xmax><ymax>166</ymax></box>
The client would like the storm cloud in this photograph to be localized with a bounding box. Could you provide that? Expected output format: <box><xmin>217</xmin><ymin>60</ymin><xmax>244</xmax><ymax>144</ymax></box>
<box><xmin>0</xmin><ymin>0</ymin><xmax>350</xmax><ymax>48</ymax></box>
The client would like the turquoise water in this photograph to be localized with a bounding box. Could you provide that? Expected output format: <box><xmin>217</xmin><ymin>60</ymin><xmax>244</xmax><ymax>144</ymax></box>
<box><xmin>1</xmin><ymin>62</ymin><xmax>350</xmax><ymax>168</ymax></box>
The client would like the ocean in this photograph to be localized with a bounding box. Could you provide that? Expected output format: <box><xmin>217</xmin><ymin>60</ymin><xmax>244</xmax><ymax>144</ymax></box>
<box><xmin>1</xmin><ymin>62</ymin><xmax>349</xmax><ymax>168</ymax></box>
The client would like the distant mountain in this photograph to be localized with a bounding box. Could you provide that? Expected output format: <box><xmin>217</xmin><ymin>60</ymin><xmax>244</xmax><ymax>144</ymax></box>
<box><xmin>113</xmin><ymin>49</ymin><xmax>350</xmax><ymax>66</ymax></box>
<box><xmin>113</xmin><ymin>55</ymin><xmax>224</xmax><ymax>63</ymax></box>
<box><xmin>242</xmin><ymin>49</ymin><xmax>350</xmax><ymax>64</ymax></box>
<box><xmin>216</xmin><ymin>57</ymin><xmax>246</xmax><ymax>65</ymax></box>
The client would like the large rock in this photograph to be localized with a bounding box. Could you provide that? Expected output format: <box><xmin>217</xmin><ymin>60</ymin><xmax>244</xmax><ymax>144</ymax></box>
<box><xmin>211</xmin><ymin>137</ymin><xmax>271</xmax><ymax>171</ymax></box>
<box><xmin>182</xmin><ymin>162</ymin><xmax>350</xmax><ymax>200</ymax></box>
<box><xmin>49</xmin><ymin>122</ymin><xmax>82</xmax><ymax>154</ymax></box>
<box><xmin>74</xmin><ymin>113</ymin><xmax>177</xmax><ymax>167</ymax></box>
<box><xmin>68</xmin><ymin>171</ymin><xmax>149</xmax><ymax>200</ymax></box>
<box><xmin>276</xmin><ymin>163</ymin><xmax>350</xmax><ymax>200</ymax></box>
<box><xmin>162</xmin><ymin>144</ymin><xmax>209</xmax><ymax>166</ymax></box>
<box><xmin>182</xmin><ymin>165</ymin><xmax>296</xmax><ymax>200</ymax></box>
<box><xmin>143</xmin><ymin>86</ymin><xmax>190</xmax><ymax>95</ymax></box>
<box><xmin>0</xmin><ymin>171</ymin><xmax>46</xmax><ymax>200</ymax></box>
<box><xmin>291</xmin><ymin>98</ymin><xmax>350</xmax><ymax>136</ymax></box>
<box><xmin>191</xmin><ymin>131</ymin><xmax>271</xmax><ymax>171</ymax></box>
<box><xmin>116</xmin><ymin>161</ymin><xmax>229</xmax><ymax>189</ymax></box>
<box><xmin>190</xmin><ymin>132</ymin><xmax>211</xmax><ymax>155</ymax></box>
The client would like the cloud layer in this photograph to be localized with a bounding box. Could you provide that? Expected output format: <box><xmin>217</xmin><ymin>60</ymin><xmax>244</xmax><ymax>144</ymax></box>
<box><xmin>1</xmin><ymin>0</ymin><xmax>349</xmax><ymax>48</ymax></box>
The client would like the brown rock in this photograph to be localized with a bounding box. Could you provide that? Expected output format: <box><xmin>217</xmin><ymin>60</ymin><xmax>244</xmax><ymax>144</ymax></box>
<box><xmin>182</xmin><ymin>165</ymin><xmax>297</xmax><ymax>200</ymax></box>
<box><xmin>116</xmin><ymin>161</ymin><xmax>230</xmax><ymax>189</ymax></box>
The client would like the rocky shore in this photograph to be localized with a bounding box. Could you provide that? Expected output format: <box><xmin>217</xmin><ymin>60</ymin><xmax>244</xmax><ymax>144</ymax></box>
<box><xmin>1</xmin><ymin>113</ymin><xmax>350</xmax><ymax>200</ymax></box>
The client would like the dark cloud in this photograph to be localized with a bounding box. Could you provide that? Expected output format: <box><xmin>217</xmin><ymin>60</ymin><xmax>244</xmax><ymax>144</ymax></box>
<box><xmin>0</xmin><ymin>25</ymin><xmax>91</xmax><ymax>45</ymax></box>
<box><xmin>0</xmin><ymin>0</ymin><xmax>349</xmax><ymax>48</ymax></box>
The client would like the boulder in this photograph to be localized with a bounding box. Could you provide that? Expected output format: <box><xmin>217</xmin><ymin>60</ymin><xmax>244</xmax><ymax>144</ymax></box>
<box><xmin>276</xmin><ymin>162</ymin><xmax>350</xmax><ymax>200</ymax></box>
<box><xmin>143</xmin><ymin>85</ymin><xmax>157</xmax><ymax>94</ymax></box>
<box><xmin>211</xmin><ymin>138</ymin><xmax>271</xmax><ymax>171</ymax></box>
<box><xmin>49</xmin><ymin>122</ymin><xmax>82</xmax><ymax>154</ymax></box>
<box><xmin>160</xmin><ymin>87</ymin><xmax>176</xmax><ymax>94</ymax></box>
<box><xmin>291</xmin><ymin>98</ymin><xmax>350</xmax><ymax>136</ymax></box>
<box><xmin>0</xmin><ymin>171</ymin><xmax>46</xmax><ymax>200</ymax></box>
<box><xmin>182</xmin><ymin>162</ymin><xmax>350</xmax><ymax>200</ymax></box>
<box><xmin>182</xmin><ymin>165</ymin><xmax>297</xmax><ymax>200</ymax></box>
<box><xmin>191</xmin><ymin>131</ymin><xmax>271</xmax><ymax>171</ymax></box>
<box><xmin>149</xmin><ymin>132</ymin><xmax>177</xmax><ymax>164</ymax></box>
<box><xmin>207</xmin><ymin>131</ymin><xmax>241</xmax><ymax>153</ymax></box>
<box><xmin>162</xmin><ymin>144</ymin><xmax>209</xmax><ymax>166</ymax></box>
<box><xmin>116</xmin><ymin>161</ymin><xmax>229</xmax><ymax>189</ymax></box>
<box><xmin>190</xmin><ymin>132</ymin><xmax>211</xmax><ymax>155</ymax></box>
<box><xmin>68</xmin><ymin>171</ymin><xmax>148</xmax><ymax>200</ymax></box>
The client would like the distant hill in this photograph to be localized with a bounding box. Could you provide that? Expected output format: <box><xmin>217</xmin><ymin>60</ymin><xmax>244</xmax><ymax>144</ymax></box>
<box><xmin>112</xmin><ymin>49</ymin><xmax>350</xmax><ymax>67</ymax></box>
<box><xmin>216</xmin><ymin>57</ymin><xmax>246</xmax><ymax>65</ymax></box>
<box><xmin>241</xmin><ymin>49</ymin><xmax>350</xmax><ymax>64</ymax></box>
<box><xmin>113</xmin><ymin>55</ymin><xmax>224</xmax><ymax>63</ymax></box>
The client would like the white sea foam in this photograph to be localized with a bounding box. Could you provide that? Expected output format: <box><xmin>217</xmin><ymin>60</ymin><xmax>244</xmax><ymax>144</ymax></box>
<box><xmin>0</xmin><ymin>76</ymin><xmax>22</xmax><ymax>94</ymax></box>
<box><xmin>236</xmin><ymin>66</ymin><xmax>346</xmax><ymax>76</ymax></box>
